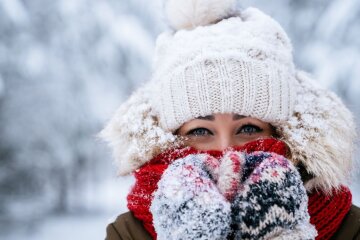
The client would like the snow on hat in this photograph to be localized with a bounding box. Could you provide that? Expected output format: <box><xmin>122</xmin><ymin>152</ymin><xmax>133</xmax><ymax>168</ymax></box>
<box><xmin>100</xmin><ymin>0</ymin><xmax>356</xmax><ymax>193</ymax></box>
<box><xmin>274</xmin><ymin>71</ymin><xmax>356</xmax><ymax>193</ymax></box>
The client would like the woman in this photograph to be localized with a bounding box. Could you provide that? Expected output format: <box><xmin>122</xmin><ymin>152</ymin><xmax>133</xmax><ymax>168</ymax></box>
<box><xmin>100</xmin><ymin>1</ymin><xmax>360</xmax><ymax>239</ymax></box>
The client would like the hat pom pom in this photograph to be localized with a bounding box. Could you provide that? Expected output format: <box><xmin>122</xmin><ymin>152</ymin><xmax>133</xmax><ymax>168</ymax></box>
<box><xmin>165</xmin><ymin>0</ymin><xmax>237</xmax><ymax>30</ymax></box>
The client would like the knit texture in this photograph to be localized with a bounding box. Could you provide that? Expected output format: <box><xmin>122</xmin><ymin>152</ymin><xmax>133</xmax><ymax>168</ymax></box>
<box><xmin>127</xmin><ymin>147</ymin><xmax>199</xmax><ymax>238</ymax></box>
<box><xmin>204</xmin><ymin>151</ymin><xmax>245</xmax><ymax>201</ymax></box>
<box><xmin>151</xmin><ymin>154</ymin><xmax>232</xmax><ymax>240</ymax></box>
<box><xmin>308</xmin><ymin>186</ymin><xmax>352</xmax><ymax>240</ymax></box>
<box><xmin>150</xmin><ymin>7</ymin><xmax>296</xmax><ymax>130</ymax></box>
<box><xmin>230</xmin><ymin>151</ymin><xmax>316</xmax><ymax>239</ymax></box>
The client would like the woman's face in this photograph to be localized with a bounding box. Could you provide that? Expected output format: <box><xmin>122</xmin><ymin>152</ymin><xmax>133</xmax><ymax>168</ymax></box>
<box><xmin>176</xmin><ymin>113</ymin><xmax>275</xmax><ymax>151</ymax></box>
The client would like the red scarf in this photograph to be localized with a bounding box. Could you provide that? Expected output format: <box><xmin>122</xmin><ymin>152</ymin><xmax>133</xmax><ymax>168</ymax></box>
<box><xmin>308</xmin><ymin>186</ymin><xmax>352</xmax><ymax>239</ymax></box>
<box><xmin>126</xmin><ymin>139</ymin><xmax>352</xmax><ymax>240</ymax></box>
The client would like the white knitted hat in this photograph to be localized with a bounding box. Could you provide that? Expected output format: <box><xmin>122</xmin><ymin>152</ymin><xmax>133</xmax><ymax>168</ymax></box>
<box><xmin>100</xmin><ymin>0</ymin><xmax>356</xmax><ymax>194</ymax></box>
<box><xmin>149</xmin><ymin>4</ymin><xmax>296</xmax><ymax>131</ymax></box>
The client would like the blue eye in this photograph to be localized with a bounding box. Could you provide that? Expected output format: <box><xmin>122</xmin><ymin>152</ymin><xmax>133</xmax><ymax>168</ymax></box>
<box><xmin>186</xmin><ymin>128</ymin><xmax>212</xmax><ymax>136</ymax></box>
<box><xmin>237</xmin><ymin>124</ymin><xmax>263</xmax><ymax>135</ymax></box>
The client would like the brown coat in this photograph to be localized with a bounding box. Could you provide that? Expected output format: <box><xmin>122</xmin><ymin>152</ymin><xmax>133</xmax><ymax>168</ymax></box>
<box><xmin>105</xmin><ymin>205</ymin><xmax>360</xmax><ymax>240</ymax></box>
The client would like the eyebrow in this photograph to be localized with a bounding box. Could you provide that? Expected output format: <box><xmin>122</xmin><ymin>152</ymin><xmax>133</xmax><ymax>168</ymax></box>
<box><xmin>233</xmin><ymin>114</ymin><xmax>246</xmax><ymax>120</ymax></box>
<box><xmin>195</xmin><ymin>114</ymin><xmax>246</xmax><ymax>121</ymax></box>
<box><xmin>196</xmin><ymin>115</ymin><xmax>215</xmax><ymax>121</ymax></box>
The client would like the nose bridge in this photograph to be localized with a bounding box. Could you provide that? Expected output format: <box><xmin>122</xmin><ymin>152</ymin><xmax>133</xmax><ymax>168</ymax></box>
<box><xmin>218</xmin><ymin>130</ymin><xmax>234</xmax><ymax>151</ymax></box>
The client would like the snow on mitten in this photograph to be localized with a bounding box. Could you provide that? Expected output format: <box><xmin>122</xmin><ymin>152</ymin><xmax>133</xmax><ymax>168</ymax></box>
<box><xmin>205</xmin><ymin>138</ymin><xmax>289</xmax><ymax>202</ymax></box>
<box><xmin>231</xmin><ymin>151</ymin><xmax>317</xmax><ymax>240</ymax></box>
<box><xmin>150</xmin><ymin>154</ymin><xmax>231</xmax><ymax>240</ymax></box>
<box><xmin>204</xmin><ymin>151</ymin><xmax>246</xmax><ymax>201</ymax></box>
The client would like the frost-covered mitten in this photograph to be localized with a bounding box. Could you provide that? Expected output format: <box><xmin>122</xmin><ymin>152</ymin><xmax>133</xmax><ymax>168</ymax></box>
<box><xmin>204</xmin><ymin>151</ymin><xmax>246</xmax><ymax>201</ymax></box>
<box><xmin>231</xmin><ymin>152</ymin><xmax>317</xmax><ymax>240</ymax></box>
<box><xmin>150</xmin><ymin>154</ymin><xmax>231</xmax><ymax>240</ymax></box>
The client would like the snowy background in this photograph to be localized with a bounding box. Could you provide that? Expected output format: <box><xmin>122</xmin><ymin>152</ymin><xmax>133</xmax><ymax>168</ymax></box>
<box><xmin>0</xmin><ymin>0</ymin><xmax>359</xmax><ymax>239</ymax></box>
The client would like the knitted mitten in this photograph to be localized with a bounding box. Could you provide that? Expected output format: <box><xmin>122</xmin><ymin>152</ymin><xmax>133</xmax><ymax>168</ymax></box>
<box><xmin>231</xmin><ymin>151</ymin><xmax>318</xmax><ymax>240</ymax></box>
<box><xmin>150</xmin><ymin>154</ymin><xmax>231</xmax><ymax>240</ymax></box>
<box><xmin>204</xmin><ymin>151</ymin><xmax>245</xmax><ymax>201</ymax></box>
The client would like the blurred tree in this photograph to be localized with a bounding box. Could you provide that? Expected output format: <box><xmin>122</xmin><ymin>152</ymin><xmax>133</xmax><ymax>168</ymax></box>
<box><xmin>0</xmin><ymin>0</ymin><xmax>160</xmax><ymax>227</ymax></box>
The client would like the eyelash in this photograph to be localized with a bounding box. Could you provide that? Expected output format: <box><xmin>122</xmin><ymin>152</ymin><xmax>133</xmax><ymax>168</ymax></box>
<box><xmin>186</xmin><ymin>124</ymin><xmax>263</xmax><ymax>137</ymax></box>
<box><xmin>236</xmin><ymin>124</ymin><xmax>263</xmax><ymax>134</ymax></box>
<box><xmin>186</xmin><ymin>128</ymin><xmax>212</xmax><ymax>136</ymax></box>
